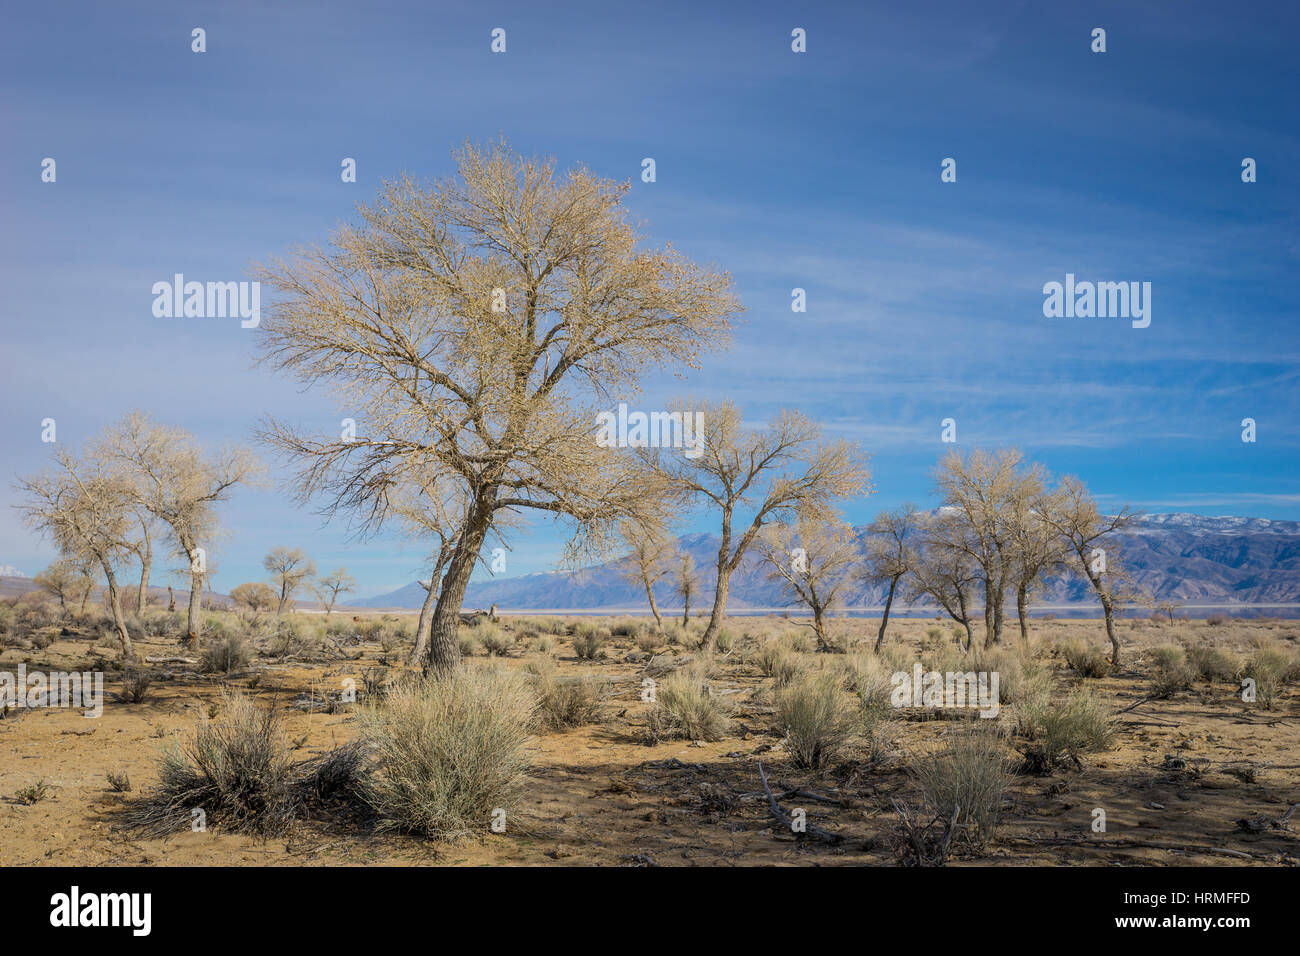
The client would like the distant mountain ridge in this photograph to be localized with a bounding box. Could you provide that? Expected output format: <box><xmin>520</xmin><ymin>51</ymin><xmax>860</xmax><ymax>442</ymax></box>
<box><xmin>352</xmin><ymin>513</ymin><xmax>1300</xmax><ymax>613</ymax></box>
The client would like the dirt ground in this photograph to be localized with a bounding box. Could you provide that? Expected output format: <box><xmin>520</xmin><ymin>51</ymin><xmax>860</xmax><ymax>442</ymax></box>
<box><xmin>2</xmin><ymin>615</ymin><xmax>1297</xmax><ymax>867</ymax></box>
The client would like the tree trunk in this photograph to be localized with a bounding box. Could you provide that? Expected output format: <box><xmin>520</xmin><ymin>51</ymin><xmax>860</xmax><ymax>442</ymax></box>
<box><xmin>1016</xmin><ymin>583</ymin><xmax>1029</xmax><ymax>644</ymax></box>
<box><xmin>812</xmin><ymin>608</ymin><xmax>830</xmax><ymax>651</ymax></box>
<box><xmin>643</xmin><ymin>577</ymin><xmax>664</xmax><ymax>631</ymax></box>
<box><xmin>185</xmin><ymin>570</ymin><xmax>203</xmax><ymax>650</ymax></box>
<box><xmin>700</xmin><ymin>568</ymin><xmax>731</xmax><ymax>651</ymax></box>
<box><xmin>100</xmin><ymin>559</ymin><xmax>134</xmax><ymax>661</ymax></box>
<box><xmin>167</xmin><ymin>585</ymin><xmax>175</xmax><ymax>612</ymax></box>
<box><xmin>408</xmin><ymin>580</ymin><xmax>439</xmax><ymax>668</ymax></box>
<box><xmin>957</xmin><ymin>587</ymin><xmax>973</xmax><ymax>652</ymax></box>
<box><xmin>423</xmin><ymin>498</ymin><xmax>493</xmax><ymax>674</ymax></box>
<box><xmin>137</xmin><ymin>555</ymin><xmax>151</xmax><ymax>614</ymax></box>
<box><xmin>982</xmin><ymin>577</ymin><xmax>996</xmax><ymax>649</ymax></box>
<box><xmin>874</xmin><ymin>574</ymin><xmax>900</xmax><ymax>653</ymax></box>
<box><xmin>1100</xmin><ymin>591</ymin><xmax>1120</xmax><ymax>665</ymax></box>
<box><xmin>991</xmin><ymin>587</ymin><xmax>1005</xmax><ymax>646</ymax></box>
<box><xmin>681</xmin><ymin>587</ymin><xmax>691</xmax><ymax>628</ymax></box>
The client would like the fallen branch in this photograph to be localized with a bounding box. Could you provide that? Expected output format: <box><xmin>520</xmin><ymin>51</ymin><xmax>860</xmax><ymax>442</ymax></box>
<box><xmin>757</xmin><ymin>761</ymin><xmax>842</xmax><ymax>844</ymax></box>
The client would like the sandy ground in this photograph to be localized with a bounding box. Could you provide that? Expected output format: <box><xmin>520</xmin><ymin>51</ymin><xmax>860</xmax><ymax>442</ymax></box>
<box><xmin>2</xmin><ymin>616</ymin><xmax>1297</xmax><ymax>867</ymax></box>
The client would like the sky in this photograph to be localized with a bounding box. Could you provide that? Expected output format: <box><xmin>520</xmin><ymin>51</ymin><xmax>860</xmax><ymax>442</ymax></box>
<box><xmin>1</xmin><ymin>0</ymin><xmax>1297</xmax><ymax>599</ymax></box>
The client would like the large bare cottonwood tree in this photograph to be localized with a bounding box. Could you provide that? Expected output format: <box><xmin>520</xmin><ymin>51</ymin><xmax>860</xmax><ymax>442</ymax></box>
<box><xmin>254</xmin><ymin>141</ymin><xmax>741</xmax><ymax>672</ymax></box>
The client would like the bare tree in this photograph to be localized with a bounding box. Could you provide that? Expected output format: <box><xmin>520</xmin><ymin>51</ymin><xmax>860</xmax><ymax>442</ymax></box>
<box><xmin>33</xmin><ymin>557</ymin><xmax>89</xmax><ymax>612</ymax></box>
<box><xmin>758</xmin><ymin>516</ymin><xmax>861</xmax><ymax>651</ymax></box>
<box><xmin>909</xmin><ymin>512</ymin><xmax>982</xmax><ymax>651</ymax></box>
<box><xmin>673</xmin><ymin>550</ymin><xmax>700</xmax><ymax>627</ymax></box>
<box><xmin>99</xmin><ymin>411</ymin><xmax>257</xmax><ymax>647</ymax></box>
<box><xmin>264</xmin><ymin>547</ymin><xmax>316</xmax><ymax>614</ymax></box>
<box><xmin>1004</xmin><ymin>481</ymin><xmax>1065</xmax><ymax>644</ymax></box>
<box><xmin>933</xmin><ymin>449</ymin><xmax>1043</xmax><ymax>648</ymax></box>
<box><xmin>254</xmin><ymin>140</ymin><xmax>741</xmax><ymax>672</ymax></box>
<box><xmin>1041</xmin><ymin>476</ymin><xmax>1140</xmax><ymax>665</ymax></box>
<box><xmin>619</xmin><ymin>518</ymin><xmax>673</xmax><ymax>631</ymax></box>
<box><xmin>313</xmin><ymin>568</ymin><xmax>356</xmax><ymax>615</ymax></box>
<box><xmin>862</xmin><ymin>504</ymin><xmax>918</xmax><ymax>653</ymax></box>
<box><xmin>230</xmin><ymin>581</ymin><xmax>277</xmax><ymax>613</ymax></box>
<box><xmin>16</xmin><ymin>450</ymin><xmax>137</xmax><ymax>659</ymax></box>
<box><xmin>642</xmin><ymin>400</ymin><xmax>868</xmax><ymax>652</ymax></box>
<box><xmin>122</xmin><ymin>509</ymin><xmax>158</xmax><ymax>613</ymax></box>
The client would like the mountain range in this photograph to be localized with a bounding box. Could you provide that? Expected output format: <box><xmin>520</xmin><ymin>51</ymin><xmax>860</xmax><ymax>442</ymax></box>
<box><xmin>353</xmin><ymin>513</ymin><xmax>1300</xmax><ymax>615</ymax></box>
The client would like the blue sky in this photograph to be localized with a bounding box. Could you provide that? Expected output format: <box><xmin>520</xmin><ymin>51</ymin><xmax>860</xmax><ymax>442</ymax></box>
<box><xmin>2</xmin><ymin>0</ymin><xmax>1297</xmax><ymax>598</ymax></box>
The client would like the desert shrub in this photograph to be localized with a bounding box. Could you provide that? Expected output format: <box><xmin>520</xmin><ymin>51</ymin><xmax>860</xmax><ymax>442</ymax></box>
<box><xmin>30</xmin><ymin>631</ymin><xmax>55</xmax><ymax>651</ymax></box>
<box><xmin>715</xmin><ymin>628</ymin><xmax>736</xmax><ymax>653</ymax></box>
<box><xmin>535</xmin><ymin>673</ymin><xmax>610</xmax><ymax>730</ymax></box>
<box><xmin>325</xmin><ymin>618</ymin><xmax>354</xmax><ymax>638</ymax></box>
<box><xmin>1205</xmin><ymin>614</ymin><xmax>1227</xmax><ymax>627</ymax></box>
<box><xmin>356</xmin><ymin>669</ymin><xmax>535</xmax><ymax>839</ymax></box>
<box><xmin>1062</xmin><ymin>639</ymin><xmax>1110</xmax><ymax>678</ymax></box>
<box><xmin>841</xmin><ymin>653</ymin><xmax>894</xmax><ymax>718</ymax></box>
<box><xmin>107</xmin><ymin>770</ymin><xmax>132</xmax><ymax>793</ymax></box>
<box><xmin>969</xmin><ymin>647</ymin><xmax>1030</xmax><ymax>705</ymax></box>
<box><xmin>121</xmin><ymin>669</ymin><xmax>154</xmax><ymax>704</ymax></box>
<box><xmin>610</xmin><ymin>619</ymin><xmax>643</xmax><ymax>639</ymax></box>
<box><xmin>921</xmin><ymin>627</ymin><xmax>946</xmax><ymax>653</ymax></box>
<box><xmin>1019</xmin><ymin>683</ymin><xmax>1116</xmax><ymax>771</ymax></box>
<box><xmin>126</xmin><ymin>691</ymin><xmax>297</xmax><ymax>836</ymax></box>
<box><xmin>17</xmin><ymin>779</ymin><xmax>54</xmax><ymax>804</ymax></box>
<box><xmin>1149</xmin><ymin>645</ymin><xmax>1195</xmax><ymax>698</ymax></box>
<box><xmin>775</xmin><ymin>672</ymin><xmax>858</xmax><ymax>770</ymax></box>
<box><xmin>635</xmin><ymin>630</ymin><xmax>663</xmax><ymax>653</ymax></box>
<box><xmin>913</xmin><ymin>727</ymin><xmax>1011</xmax><ymax>846</ymax></box>
<box><xmin>0</xmin><ymin>603</ymin><xmax>16</xmax><ymax>636</ymax></box>
<box><xmin>788</xmin><ymin>631</ymin><xmax>814</xmax><ymax>654</ymax></box>
<box><xmin>476</xmin><ymin>623</ymin><xmax>515</xmax><ymax>657</ymax></box>
<box><xmin>647</xmin><ymin>669</ymin><xmax>732</xmax><ymax>742</ymax></box>
<box><xmin>457</xmin><ymin>631</ymin><xmax>481</xmax><ymax>657</ymax></box>
<box><xmin>1244</xmin><ymin>649</ymin><xmax>1290</xmax><ymax>709</ymax></box>
<box><xmin>572</xmin><ymin>628</ymin><xmax>604</xmax><ymax>661</ymax></box>
<box><xmin>199</xmin><ymin>636</ymin><xmax>251</xmax><ymax>674</ymax></box>
<box><xmin>1186</xmin><ymin>643</ymin><xmax>1238</xmax><ymax>682</ymax></box>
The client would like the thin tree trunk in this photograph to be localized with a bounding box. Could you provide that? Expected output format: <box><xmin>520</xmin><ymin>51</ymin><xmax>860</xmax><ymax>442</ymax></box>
<box><xmin>1017</xmin><ymin>583</ymin><xmax>1029</xmax><ymax>644</ymax></box>
<box><xmin>992</xmin><ymin>583</ymin><xmax>1005</xmax><ymax>646</ymax></box>
<box><xmin>644</xmin><ymin>577</ymin><xmax>664</xmax><ymax>631</ymax></box>
<box><xmin>167</xmin><ymin>585</ymin><xmax>175</xmax><ymax>612</ymax></box>
<box><xmin>186</xmin><ymin>570</ymin><xmax>203</xmax><ymax>650</ymax></box>
<box><xmin>408</xmin><ymin>580</ymin><xmax>439</xmax><ymax>668</ymax></box>
<box><xmin>101</xmin><ymin>559</ymin><xmax>134</xmax><ymax>661</ymax></box>
<box><xmin>875</xmin><ymin>574</ymin><xmax>900</xmax><ymax>653</ymax></box>
<box><xmin>958</xmin><ymin>586</ymin><xmax>973</xmax><ymax>652</ymax></box>
<box><xmin>1101</xmin><ymin>592</ymin><xmax>1120</xmax><ymax>665</ymax></box>
<box><xmin>681</xmin><ymin>587</ymin><xmax>691</xmax><ymax>627</ymax></box>
<box><xmin>137</xmin><ymin>555</ymin><xmax>151</xmax><ymax>614</ymax></box>
<box><xmin>701</xmin><ymin>569</ymin><xmax>730</xmax><ymax>651</ymax></box>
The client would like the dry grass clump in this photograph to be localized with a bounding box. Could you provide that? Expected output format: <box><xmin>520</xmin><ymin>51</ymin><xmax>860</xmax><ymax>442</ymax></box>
<box><xmin>1244</xmin><ymin>648</ymin><xmax>1292</xmax><ymax>709</ymax></box>
<box><xmin>1185</xmin><ymin>643</ymin><xmax>1239</xmax><ymax>682</ymax></box>
<box><xmin>754</xmin><ymin>640</ymin><xmax>803</xmax><ymax>686</ymax></box>
<box><xmin>475</xmin><ymin>622</ymin><xmax>515</xmax><ymax>657</ymax></box>
<box><xmin>635</xmin><ymin>630</ymin><xmax>663</xmax><ymax>653</ymax></box>
<box><xmin>572</xmin><ymin>623</ymin><xmax>606</xmax><ymax>660</ymax></box>
<box><xmin>1149</xmin><ymin>645</ymin><xmax>1195</xmax><ymax>697</ymax></box>
<box><xmin>1018</xmin><ymin>682</ymin><xmax>1116</xmax><ymax>772</ymax></box>
<box><xmin>913</xmin><ymin>726</ymin><xmax>1011</xmax><ymax>847</ymax></box>
<box><xmin>534</xmin><ymin>668</ymin><xmax>610</xmax><ymax>730</ymax></box>
<box><xmin>840</xmin><ymin>652</ymin><xmax>894</xmax><ymax>717</ymax></box>
<box><xmin>356</xmin><ymin>669</ymin><xmax>535</xmax><ymax>839</ymax></box>
<box><xmin>775</xmin><ymin>672</ymin><xmax>858</xmax><ymax>770</ymax></box>
<box><xmin>121</xmin><ymin>668</ymin><xmax>154</xmax><ymax>704</ymax></box>
<box><xmin>1061</xmin><ymin>639</ymin><xmax>1111</xmax><ymax>678</ymax></box>
<box><xmin>646</xmin><ymin>668</ymin><xmax>733</xmax><ymax>742</ymax></box>
<box><xmin>124</xmin><ymin>691</ymin><xmax>298</xmax><ymax>836</ymax></box>
<box><xmin>199</xmin><ymin>636</ymin><xmax>251</xmax><ymax>674</ymax></box>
